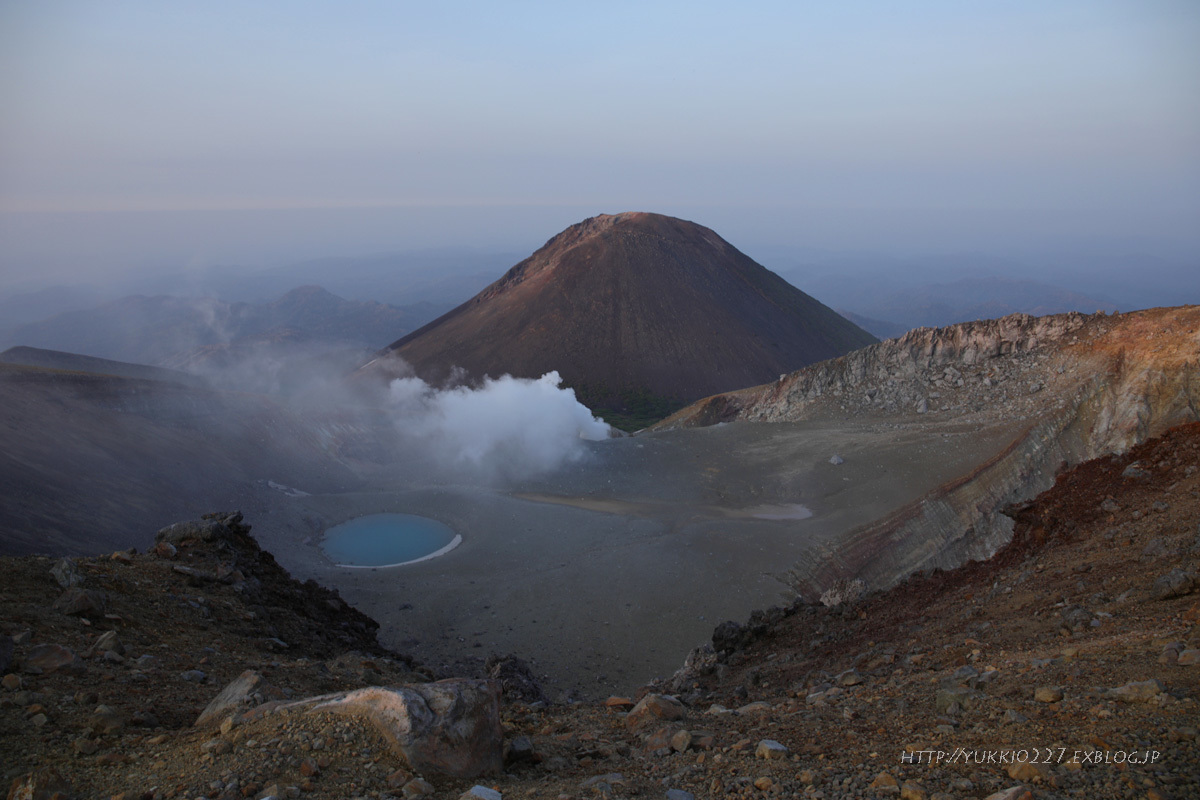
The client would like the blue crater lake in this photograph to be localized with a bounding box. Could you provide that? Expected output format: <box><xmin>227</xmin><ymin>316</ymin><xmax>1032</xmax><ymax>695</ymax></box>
<box><xmin>321</xmin><ymin>513</ymin><xmax>461</xmax><ymax>568</ymax></box>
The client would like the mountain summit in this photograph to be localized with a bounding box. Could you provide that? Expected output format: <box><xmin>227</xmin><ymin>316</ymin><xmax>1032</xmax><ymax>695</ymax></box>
<box><xmin>368</xmin><ymin>212</ymin><xmax>876</xmax><ymax>418</ymax></box>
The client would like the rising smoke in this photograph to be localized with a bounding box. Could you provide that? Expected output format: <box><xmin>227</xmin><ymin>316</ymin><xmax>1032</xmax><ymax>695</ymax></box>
<box><xmin>385</xmin><ymin>370</ymin><xmax>611</xmax><ymax>482</ymax></box>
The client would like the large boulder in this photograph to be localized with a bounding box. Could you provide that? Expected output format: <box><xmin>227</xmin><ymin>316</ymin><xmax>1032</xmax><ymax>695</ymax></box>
<box><xmin>51</xmin><ymin>588</ymin><xmax>107</xmax><ymax>617</ymax></box>
<box><xmin>626</xmin><ymin>693</ymin><xmax>686</xmax><ymax>731</ymax></box>
<box><xmin>287</xmin><ymin>679</ymin><xmax>503</xmax><ymax>778</ymax></box>
<box><xmin>155</xmin><ymin>519</ymin><xmax>233</xmax><ymax>546</ymax></box>
<box><xmin>195</xmin><ymin>670</ymin><xmax>269</xmax><ymax>727</ymax></box>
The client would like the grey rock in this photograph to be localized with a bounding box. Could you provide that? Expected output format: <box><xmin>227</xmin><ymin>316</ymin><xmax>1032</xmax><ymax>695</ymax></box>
<box><xmin>755</xmin><ymin>739</ymin><xmax>788</xmax><ymax>759</ymax></box>
<box><xmin>286</xmin><ymin>679</ymin><xmax>503</xmax><ymax>778</ymax></box>
<box><xmin>196</xmin><ymin>670</ymin><xmax>266</xmax><ymax>727</ymax></box>
<box><xmin>52</xmin><ymin>587</ymin><xmax>107</xmax><ymax>617</ymax></box>
<box><xmin>626</xmin><ymin>693</ymin><xmax>685</xmax><ymax>731</ymax></box>
<box><xmin>935</xmin><ymin>685</ymin><xmax>985</xmax><ymax>714</ymax></box>
<box><xmin>1108</xmin><ymin>679</ymin><xmax>1167</xmax><ymax>703</ymax></box>
<box><xmin>402</xmin><ymin>778</ymin><xmax>435</xmax><ymax>798</ymax></box>
<box><xmin>181</xmin><ymin>669</ymin><xmax>207</xmax><ymax>683</ymax></box>
<box><xmin>22</xmin><ymin>644</ymin><xmax>76</xmax><ymax>674</ymax></box>
<box><xmin>829</xmin><ymin>454</ymin><xmax>844</xmax><ymax>465</ymax></box>
<box><xmin>1034</xmin><ymin>686</ymin><xmax>1063</xmax><ymax>703</ymax></box>
<box><xmin>504</xmin><ymin>734</ymin><xmax>535</xmax><ymax>763</ymax></box>
<box><xmin>85</xmin><ymin>630</ymin><xmax>123</xmax><ymax>658</ymax></box>
<box><xmin>50</xmin><ymin>558</ymin><xmax>82</xmax><ymax>588</ymax></box>
<box><xmin>156</xmin><ymin>519</ymin><xmax>233</xmax><ymax>545</ymax></box>
<box><xmin>1121</xmin><ymin>462</ymin><xmax>1150</xmax><ymax>480</ymax></box>
<box><xmin>838</xmin><ymin>669</ymin><xmax>863</xmax><ymax>686</ymax></box>
<box><xmin>1151</xmin><ymin>568</ymin><xmax>1197</xmax><ymax>600</ymax></box>
<box><xmin>1176</xmin><ymin>649</ymin><xmax>1200</xmax><ymax>666</ymax></box>
<box><xmin>666</xmin><ymin>791</ymin><xmax>695</xmax><ymax>800</ymax></box>
<box><xmin>460</xmin><ymin>787</ymin><xmax>501</xmax><ymax>800</ymax></box>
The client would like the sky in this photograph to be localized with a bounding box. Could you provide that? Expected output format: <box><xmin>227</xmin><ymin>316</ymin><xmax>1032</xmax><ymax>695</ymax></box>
<box><xmin>1</xmin><ymin>0</ymin><xmax>1198</xmax><ymax>287</ymax></box>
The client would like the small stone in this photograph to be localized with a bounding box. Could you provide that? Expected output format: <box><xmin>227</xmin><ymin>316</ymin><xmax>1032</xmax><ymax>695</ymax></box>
<box><xmin>180</xmin><ymin>669</ymin><xmax>207</xmax><ymax>683</ymax></box>
<box><xmin>604</xmin><ymin>696</ymin><xmax>634</xmax><ymax>709</ymax></box>
<box><xmin>670</xmin><ymin>729</ymin><xmax>693</xmax><ymax>752</ymax></box>
<box><xmin>505</xmin><ymin>734</ymin><xmax>536</xmax><ymax>764</ymax></box>
<box><xmin>1003</xmin><ymin>710</ymin><xmax>1028</xmax><ymax>725</ymax></box>
<box><xmin>23</xmin><ymin>644</ymin><xmax>76</xmax><ymax>674</ymax></box>
<box><xmin>1035</xmin><ymin>686</ymin><xmax>1063</xmax><ymax>703</ymax></box>
<box><xmin>459</xmin><ymin>787</ymin><xmax>502</xmax><ymax>800</ymax></box>
<box><xmin>838</xmin><ymin>669</ymin><xmax>863</xmax><ymax>686</ymax></box>
<box><xmin>982</xmin><ymin>790</ymin><xmax>1033</xmax><ymax>800</ymax></box>
<box><xmin>666</xmin><ymin>791</ymin><xmax>695</xmax><ymax>800</ymax></box>
<box><xmin>900</xmin><ymin>782</ymin><xmax>927</xmax><ymax>800</ymax></box>
<box><xmin>755</xmin><ymin>739</ymin><xmax>788</xmax><ymax>759</ymax></box>
<box><xmin>625</xmin><ymin>693</ymin><xmax>685</xmax><ymax>730</ymax></box>
<box><xmin>50</xmin><ymin>558</ymin><xmax>83</xmax><ymax>588</ymax></box>
<box><xmin>1122</xmin><ymin>462</ymin><xmax>1150</xmax><ymax>480</ymax></box>
<box><xmin>829</xmin><ymin>454</ymin><xmax>844</xmax><ymax>465</ymax></box>
<box><xmin>871</xmin><ymin>772</ymin><xmax>899</xmax><ymax>792</ymax></box>
<box><xmin>73</xmin><ymin>737</ymin><xmax>99</xmax><ymax>754</ymax></box>
<box><xmin>385</xmin><ymin>767</ymin><xmax>412</xmax><ymax>787</ymax></box>
<box><xmin>1109</xmin><ymin>679</ymin><xmax>1167</xmax><ymax>703</ymax></box>
<box><xmin>152</xmin><ymin>541</ymin><xmax>178</xmax><ymax>559</ymax></box>
<box><xmin>3</xmin><ymin>673</ymin><xmax>22</xmax><ymax>690</ymax></box>
<box><xmin>1006</xmin><ymin>761</ymin><xmax>1051</xmax><ymax>783</ymax></box>
<box><xmin>402</xmin><ymin>778</ymin><xmax>435</xmax><ymax>798</ymax></box>
<box><xmin>643</xmin><ymin>726</ymin><xmax>679</xmax><ymax>755</ymax></box>
<box><xmin>52</xmin><ymin>587</ymin><xmax>107</xmax><ymax>616</ymax></box>
<box><xmin>1152</xmin><ymin>568</ymin><xmax>1197</xmax><ymax>601</ymax></box>
<box><xmin>6</xmin><ymin>769</ymin><xmax>72</xmax><ymax>800</ymax></box>
<box><xmin>87</xmin><ymin>630</ymin><xmax>123</xmax><ymax>658</ymax></box>
<box><xmin>753</xmin><ymin>777</ymin><xmax>774</xmax><ymax>791</ymax></box>
<box><xmin>1176</xmin><ymin>649</ymin><xmax>1200</xmax><ymax>666</ymax></box>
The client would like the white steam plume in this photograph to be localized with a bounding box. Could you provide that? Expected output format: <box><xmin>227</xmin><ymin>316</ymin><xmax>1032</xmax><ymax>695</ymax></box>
<box><xmin>386</xmin><ymin>370</ymin><xmax>610</xmax><ymax>480</ymax></box>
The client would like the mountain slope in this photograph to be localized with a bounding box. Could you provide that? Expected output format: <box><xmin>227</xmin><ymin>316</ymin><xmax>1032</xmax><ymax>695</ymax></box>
<box><xmin>364</xmin><ymin>212</ymin><xmax>876</xmax><ymax>412</ymax></box>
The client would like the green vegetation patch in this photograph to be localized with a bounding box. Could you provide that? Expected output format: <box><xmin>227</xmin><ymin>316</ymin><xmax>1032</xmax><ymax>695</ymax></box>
<box><xmin>567</xmin><ymin>381</ymin><xmax>686</xmax><ymax>432</ymax></box>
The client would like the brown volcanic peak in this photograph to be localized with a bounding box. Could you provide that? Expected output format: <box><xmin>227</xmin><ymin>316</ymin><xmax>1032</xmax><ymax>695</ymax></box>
<box><xmin>368</xmin><ymin>212</ymin><xmax>876</xmax><ymax>411</ymax></box>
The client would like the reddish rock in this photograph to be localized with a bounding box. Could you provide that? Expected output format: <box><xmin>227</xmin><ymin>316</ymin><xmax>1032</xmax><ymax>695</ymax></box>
<box><xmin>22</xmin><ymin>644</ymin><xmax>75</xmax><ymax>675</ymax></box>
<box><xmin>625</xmin><ymin>693</ymin><xmax>685</xmax><ymax>731</ymax></box>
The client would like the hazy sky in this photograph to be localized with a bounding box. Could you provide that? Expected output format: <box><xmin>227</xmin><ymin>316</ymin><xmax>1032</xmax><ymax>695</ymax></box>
<box><xmin>1</xmin><ymin>1</ymin><xmax>1198</xmax><ymax>285</ymax></box>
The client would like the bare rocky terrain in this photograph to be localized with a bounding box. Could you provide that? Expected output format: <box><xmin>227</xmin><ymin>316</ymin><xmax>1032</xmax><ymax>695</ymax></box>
<box><xmin>4</xmin><ymin>422</ymin><xmax>1199</xmax><ymax>800</ymax></box>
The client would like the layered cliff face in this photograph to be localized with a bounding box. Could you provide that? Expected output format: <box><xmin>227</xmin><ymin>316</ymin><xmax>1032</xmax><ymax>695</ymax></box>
<box><xmin>661</xmin><ymin>307</ymin><xmax>1200</xmax><ymax>594</ymax></box>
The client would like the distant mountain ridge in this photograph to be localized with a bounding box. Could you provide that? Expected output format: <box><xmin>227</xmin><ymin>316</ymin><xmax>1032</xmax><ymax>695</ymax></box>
<box><xmin>365</xmin><ymin>212</ymin><xmax>877</xmax><ymax>419</ymax></box>
<box><xmin>789</xmin><ymin>274</ymin><xmax>1118</xmax><ymax>335</ymax></box>
<box><xmin>2</xmin><ymin>286</ymin><xmax>445</xmax><ymax>375</ymax></box>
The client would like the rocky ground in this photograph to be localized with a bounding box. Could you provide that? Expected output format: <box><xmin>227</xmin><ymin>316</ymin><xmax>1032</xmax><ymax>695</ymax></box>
<box><xmin>4</xmin><ymin>424</ymin><xmax>1200</xmax><ymax>800</ymax></box>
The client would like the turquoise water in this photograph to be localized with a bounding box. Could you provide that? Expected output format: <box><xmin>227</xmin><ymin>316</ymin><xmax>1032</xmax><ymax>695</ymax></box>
<box><xmin>321</xmin><ymin>513</ymin><xmax>459</xmax><ymax>567</ymax></box>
